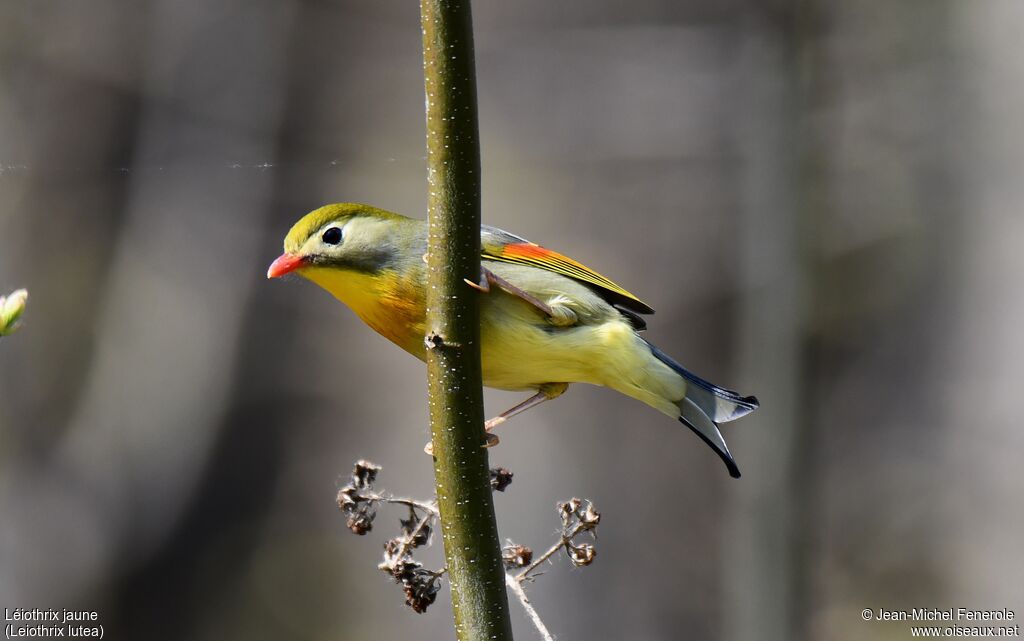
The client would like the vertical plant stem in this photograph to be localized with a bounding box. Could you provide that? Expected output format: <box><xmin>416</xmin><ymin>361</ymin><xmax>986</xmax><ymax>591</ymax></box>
<box><xmin>420</xmin><ymin>2</ymin><xmax>514</xmax><ymax>640</ymax></box>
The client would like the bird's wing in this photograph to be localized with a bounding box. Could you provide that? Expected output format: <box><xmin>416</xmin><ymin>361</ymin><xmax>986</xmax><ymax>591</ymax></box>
<box><xmin>481</xmin><ymin>225</ymin><xmax>654</xmax><ymax>315</ymax></box>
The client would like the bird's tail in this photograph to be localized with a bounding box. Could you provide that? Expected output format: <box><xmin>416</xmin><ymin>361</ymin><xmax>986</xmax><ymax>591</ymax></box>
<box><xmin>644</xmin><ymin>340</ymin><xmax>759</xmax><ymax>479</ymax></box>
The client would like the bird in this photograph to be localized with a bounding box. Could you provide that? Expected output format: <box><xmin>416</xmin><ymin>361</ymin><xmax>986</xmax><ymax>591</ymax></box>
<box><xmin>267</xmin><ymin>203</ymin><xmax>759</xmax><ymax>477</ymax></box>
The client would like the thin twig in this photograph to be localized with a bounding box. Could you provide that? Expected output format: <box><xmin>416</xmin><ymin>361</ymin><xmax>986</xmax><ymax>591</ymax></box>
<box><xmin>367</xmin><ymin>494</ymin><xmax>439</xmax><ymax>516</ymax></box>
<box><xmin>393</xmin><ymin>508</ymin><xmax>435</xmax><ymax>565</ymax></box>
<box><xmin>505</xmin><ymin>572</ymin><xmax>556</xmax><ymax>641</ymax></box>
<box><xmin>515</xmin><ymin>522</ymin><xmax>589</xmax><ymax>583</ymax></box>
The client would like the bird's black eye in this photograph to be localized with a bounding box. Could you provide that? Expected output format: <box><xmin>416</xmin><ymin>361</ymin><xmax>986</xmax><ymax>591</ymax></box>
<box><xmin>322</xmin><ymin>227</ymin><xmax>343</xmax><ymax>245</ymax></box>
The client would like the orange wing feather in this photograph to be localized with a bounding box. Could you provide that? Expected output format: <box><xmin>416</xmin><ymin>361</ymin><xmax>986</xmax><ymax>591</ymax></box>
<box><xmin>484</xmin><ymin>241</ymin><xmax>654</xmax><ymax>314</ymax></box>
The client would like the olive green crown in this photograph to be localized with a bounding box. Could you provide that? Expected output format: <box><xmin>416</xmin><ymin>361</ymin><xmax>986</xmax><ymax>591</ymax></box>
<box><xmin>283</xmin><ymin>203</ymin><xmax>406</xmax><ymax>253</ymax></box>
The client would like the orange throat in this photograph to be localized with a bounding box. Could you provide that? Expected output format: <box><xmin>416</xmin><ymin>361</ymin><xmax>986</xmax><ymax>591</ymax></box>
<box><xmin>301</xmin><ymin>266</ymin><xmax>426</xmax><ymax>357</ymax></box>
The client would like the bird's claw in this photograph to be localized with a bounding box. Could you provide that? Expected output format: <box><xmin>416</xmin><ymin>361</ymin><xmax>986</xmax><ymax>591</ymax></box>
<box><xmin>464</xmin><ymin>277</ymin><xmax>488</xmax><ymax>292</ymax></box>
<box><xmin>423</xmin><ymin>431</ymin><xmax>499</xmax><ymax>456</ymax></box>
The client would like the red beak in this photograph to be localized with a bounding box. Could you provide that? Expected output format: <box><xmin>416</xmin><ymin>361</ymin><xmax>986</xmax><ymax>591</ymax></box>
<box><xmin>267</xmin><ymin>253</ymin><xmax>307</xmax><ymax>279</ymax></box>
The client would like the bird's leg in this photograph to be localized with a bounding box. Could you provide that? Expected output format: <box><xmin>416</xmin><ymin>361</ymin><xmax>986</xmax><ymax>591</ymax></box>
<box><xmin>479</xmin><ymin>378</ymin><xmax>569</xmax><ymax>438</ymax></box>
<box><xmin>465</xmin><ymin>268</ymin><xmax>577</xmax><ymax>326</ymax></box>
<box><xmin>424</xmin><ymin>382</ymin><xmax>569</xmax><ymax>455</ymax></box>
<box><xmin>465</xmin><ymin>267</ymin><xmax>552</xmax><ymax>314</ymax></box>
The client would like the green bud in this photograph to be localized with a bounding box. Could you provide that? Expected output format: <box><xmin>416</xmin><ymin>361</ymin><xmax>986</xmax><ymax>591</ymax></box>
<box><xmin>0</xmin><ymin>288</ymin><xmax>28</xmax><ymax>336</ymax></box>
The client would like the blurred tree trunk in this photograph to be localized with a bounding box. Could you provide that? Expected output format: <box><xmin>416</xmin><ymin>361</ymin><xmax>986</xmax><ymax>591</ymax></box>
<box><xmin>0</xmin><ymin>0</ymin><xmax>296</xmax><ymax>613</ymax></box>
<box><xmin>945</xmin><ymin>0</ymin><xmax>1024</xmax><ymax>607</ymax></box>
<box><xmin>727</xmin><ymin>5</ymin><xmax>819</xmax><ymax>641</ymax></box>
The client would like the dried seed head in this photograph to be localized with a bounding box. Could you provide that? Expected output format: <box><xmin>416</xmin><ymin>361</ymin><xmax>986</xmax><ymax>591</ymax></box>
<box><xmin>336</xmin><ymin>461</ymin><xmax>385</xmax><ymax>535</ymax></box>
<box><xmin>352</xmin><ymin>460</ymin><xmax>381</xmax><ymax>489</ymax></box>
<box><xmin>337</xmin><ymin>468</ymin><xmax>380</xmax><ymax>536</ymax></box>
<box><xmin>346</xmin><ymin>509</ymin><xmax>376</xmax><ymax>535</ymax></box>
<box><xmin>391</xmin><ymin>558</ymin><xmax>423</xmax><ymax>582</ymax></box>
<box><xmin>490</xmin><ymin>467</ymin><xmax>514</xmax><ymax>492</ymax></box>
<box><xmin>380</xmin><ymin>555</ymin><xmax>440</xmax><ymax>614</ymax></box>
<box><xmin>336</xmin><ymin>488</ymin><xmax>356</xmax><ymax>511</ymax></box>
<box><xmin>567</xmin><ymin>542</ymin><xmax>596</xmax><ymax>567</ymax></box>
<box><xmin>382</xmin><ymin>538</ymin><xmax>402</xmax><ymax>562</ymax></box>
<box><xmin>403</xmin><ymin>567</ymin><xmax>441</xmax><ymax>613</ymax></box>
<box><xmin>581</xmin><ymin>502</ymin><xmax>601</xmax><ymax>528</ymax></box>
<box><xmin>557</xmin><ymin>497</ymin><xmax>600</xmax><ymax>534</ymax></box>
<box><xmin>558</xmin><ymin>498</ymin><xmax>582</xmax><ymax>528</ymax></box>
<box><xmin>338</xmin><ymin>460</ymin><xmax>444</xmax><ymax>614</ymax></box>
<box><xmin>502</xmin><ymin>543</ymin><xmax>533</xmax><ymax>569</ymax></box>
<box><xmin>337</xmin><ymin>489</ymin><xmax>377</xmax><ymax>534</ymax></box>
<box><xmin>400</xmin><ymin>514</ymin><xmax>432</xmax><ymax>548</ymax></box>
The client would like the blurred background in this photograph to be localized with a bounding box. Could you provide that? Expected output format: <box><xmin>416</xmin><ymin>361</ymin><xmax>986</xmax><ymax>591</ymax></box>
<box><xmin>1</xmin><ymin>1</ymin><xmax>1022</xmax><ymax>640</ymax></box>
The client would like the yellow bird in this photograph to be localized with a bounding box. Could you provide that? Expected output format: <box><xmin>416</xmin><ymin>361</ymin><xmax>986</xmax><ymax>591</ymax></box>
<box><xmin>268</xmin><ymin>203</ymin><xmax>758</xmax><ymax>477</ymax></box>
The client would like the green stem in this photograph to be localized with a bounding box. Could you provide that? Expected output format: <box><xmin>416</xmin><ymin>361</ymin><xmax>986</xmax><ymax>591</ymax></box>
<box><xmin>419</xmin><ymin>2</ymin><xmax>514</xmax><ymax>640</ymax></box>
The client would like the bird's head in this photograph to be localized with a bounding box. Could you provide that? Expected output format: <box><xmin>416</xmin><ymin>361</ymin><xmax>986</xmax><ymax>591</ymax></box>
<box><xmin>267</xmin><ymin>203</ymin><xmax>411</xmax><ymax>279</ymax></box>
